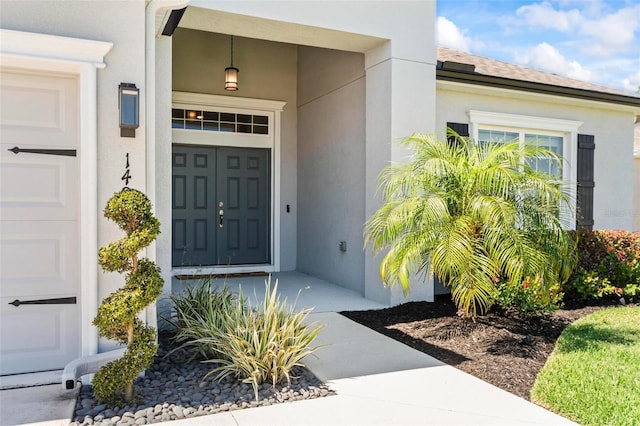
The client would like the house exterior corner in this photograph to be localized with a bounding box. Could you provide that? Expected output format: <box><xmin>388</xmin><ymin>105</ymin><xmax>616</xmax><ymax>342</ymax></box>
<box><xmin>0</xmin><ymin>0</ymin><xmax>438</xmax><ymax>376</ymax></box>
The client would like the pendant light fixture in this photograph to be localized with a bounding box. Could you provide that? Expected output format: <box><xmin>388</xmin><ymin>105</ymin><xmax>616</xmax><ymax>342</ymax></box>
<box><xmin>225</xmin><ymin>35</ymin><xmax>239</xmax><ymax>91</ymax></box>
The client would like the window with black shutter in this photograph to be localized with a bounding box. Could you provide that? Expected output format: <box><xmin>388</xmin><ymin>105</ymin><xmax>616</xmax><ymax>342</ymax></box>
<box><xmin>446</xmin><ymin>122</ymin><xmax>469</xmax><ymax>147</ymax></box>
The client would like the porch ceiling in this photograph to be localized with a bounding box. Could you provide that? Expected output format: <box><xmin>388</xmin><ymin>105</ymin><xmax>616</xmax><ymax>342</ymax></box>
<box><xmin>180</xmin><ymin>6</ymin><xmax>385</xmax><ymax>53</ymax></box>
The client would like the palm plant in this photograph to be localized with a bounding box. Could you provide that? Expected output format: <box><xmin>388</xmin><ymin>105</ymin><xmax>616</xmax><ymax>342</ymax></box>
<box><xmin>364</xmin><ymin>131</ymin><xmax>577</xmax><ymax>316</ymax></box>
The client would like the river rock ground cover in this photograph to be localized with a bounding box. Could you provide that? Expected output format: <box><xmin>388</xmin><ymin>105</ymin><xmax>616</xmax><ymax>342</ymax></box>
<box><xmin>70</xmin><ymin>332</ymin><xmax>333</xmax><ymax>425</ymax></box>
<box><xmin>342</xmin><ymin>295</ymin><xmax>624</xmax><ymax>400</ymax></box>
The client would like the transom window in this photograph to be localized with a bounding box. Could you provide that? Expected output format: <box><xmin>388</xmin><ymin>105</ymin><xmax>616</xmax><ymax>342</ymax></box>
<box><xmin>172</xmin><ymin>108</ymin><xmax>269</xmax><ymax>135</ymax></box>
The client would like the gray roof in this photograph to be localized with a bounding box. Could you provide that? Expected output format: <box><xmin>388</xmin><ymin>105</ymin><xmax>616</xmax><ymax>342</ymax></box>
<box><xmin>437</xmin><ymin>47</ymin><xmax>638</xmax><ymax>99</ymax></box>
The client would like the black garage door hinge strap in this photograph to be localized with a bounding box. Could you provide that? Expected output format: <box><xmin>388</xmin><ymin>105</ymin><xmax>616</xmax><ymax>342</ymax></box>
<box><xmin>8</xmin><ymin>146</ymin><xmax>77</xmax><ymax>157</ymax></box>
<box><xmin>8</xmin><ymin>297</ymin><xmax>77</xmax><ymax>307</ymax></box>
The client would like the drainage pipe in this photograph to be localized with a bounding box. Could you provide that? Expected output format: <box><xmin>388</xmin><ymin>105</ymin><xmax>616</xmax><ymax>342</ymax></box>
<box><xmin>61</xmin><ymin>348</ymin><xmax>126</xmax><ymax>390</ymax></box>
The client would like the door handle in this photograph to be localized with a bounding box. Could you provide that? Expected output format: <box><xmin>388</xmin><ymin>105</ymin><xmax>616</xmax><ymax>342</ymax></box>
<box><xmin>218</xmin><ymin>209</ymin><xmax>224</xmax><ymax>228</ymax></box>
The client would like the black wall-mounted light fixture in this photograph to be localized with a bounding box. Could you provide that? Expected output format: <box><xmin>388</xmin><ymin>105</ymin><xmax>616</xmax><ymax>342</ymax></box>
<box><xmin>119</xmin><ymin>83</ymin><xmax>139</xmax><ymax>138</ymax></box>
<box><xmin>225</xmin><ymin>36</ymin><xmax>239</xmax><ymax>91</ymax></box>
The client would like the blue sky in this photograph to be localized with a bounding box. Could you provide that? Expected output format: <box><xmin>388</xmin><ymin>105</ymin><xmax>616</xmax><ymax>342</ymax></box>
<box><xmin>436</xmin><ymin>0</ymin><xmax>640</xmax><ymax>93</ymax></box>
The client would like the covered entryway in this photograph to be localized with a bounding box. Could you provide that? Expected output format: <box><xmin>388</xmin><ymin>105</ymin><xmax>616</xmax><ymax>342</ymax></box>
<box><xmin>0</xmin><ymin>70</ymin><xmax>80</xmax><ymax>375</ymax></box>
<box><xmin>172</xmin><ymin>145</ymin><xmax>271</xmax><ymax>267</ymax></box>
<box><xmin>156</xmin><ymin>2</ymin><xmax>437</xmax><ymax>307</ymax></box>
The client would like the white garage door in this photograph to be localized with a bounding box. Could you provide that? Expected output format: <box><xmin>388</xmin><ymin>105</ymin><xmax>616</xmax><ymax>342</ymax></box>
<box><xmin>0</xmin><ymin>70</ymin><xmax>80</xmax><ymax>375</ymax></box>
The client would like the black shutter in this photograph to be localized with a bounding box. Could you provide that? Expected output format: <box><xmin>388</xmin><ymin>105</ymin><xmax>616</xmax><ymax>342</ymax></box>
<box><xmin>446</xmin><ymin>122</ymin><xmax>469</xmax><ymax>146</ymax></box>
<box><xmin>576</xmin><ymin>134</ymin><xmax>595</xmax><ymax>231</ymax></box>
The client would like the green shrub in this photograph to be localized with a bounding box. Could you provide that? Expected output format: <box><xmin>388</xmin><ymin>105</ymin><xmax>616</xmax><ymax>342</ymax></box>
<box><xmin>492</xmin><ymin>275</ymin><xmax>563</xmax><ymax>318</ymax></box>
<box><xmin>565</xmin><ymin>230</ymin><xmax>640</xmax><ymax>302</ymax></box>
<box><xmin>92</xmin><ymin>188</ymin><xmax>163</xmax><ymax>405</ymax></box>
<box><xmin>170</xmin><ymin>278</ymin><xmax>323</xmax><ymax>401</ymax></box>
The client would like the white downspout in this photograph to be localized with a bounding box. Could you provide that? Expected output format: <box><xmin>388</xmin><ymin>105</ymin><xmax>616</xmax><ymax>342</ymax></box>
<box><xmin>61</xmin><ymin>349</ymin><xmax>126</xmax><ymax>390</ymax></box>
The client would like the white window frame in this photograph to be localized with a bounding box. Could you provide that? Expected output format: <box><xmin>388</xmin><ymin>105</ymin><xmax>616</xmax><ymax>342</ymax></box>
<box><xmin>170</xmin><ymin>92</ymin><xmax>286</xmax><ymax>276</ymax></box>
<box><xmin>468</xmin><ymin>110</ymin><xmax>583</xmax><ymax>229</ymax></box>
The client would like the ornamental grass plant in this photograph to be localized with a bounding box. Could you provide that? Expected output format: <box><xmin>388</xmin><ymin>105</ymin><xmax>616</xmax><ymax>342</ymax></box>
<box><xmin>169</xmin><ymin>278</ymin><xmax>323</xmax><ymax>401</ymax></box>
<box><xmin>166</xmin><ymin>280</ymin><xmax>235</xmax><ymax>360</ymax></box>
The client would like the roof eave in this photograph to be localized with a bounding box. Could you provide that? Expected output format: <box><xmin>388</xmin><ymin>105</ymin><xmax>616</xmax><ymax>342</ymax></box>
<box><xmin>436</xmin><ymin>69</ymin><xmax>640</xmax><ymax>108</ymax></box>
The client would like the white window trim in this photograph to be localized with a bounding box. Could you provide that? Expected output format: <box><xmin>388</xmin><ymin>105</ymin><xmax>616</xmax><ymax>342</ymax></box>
<box><xmin>468</xmin><ymin>110</ymin><xmax>583</xmax><ymax>230</ymax></box>
<box><xmin>1</xmin><ymin>29</ymin><xmax>113</xmax><ymax>360</ymax></box>
<box><xmin>171</xmin><ymin>92</ymin><xmax>286</xmax><ymax>276</ymax></box>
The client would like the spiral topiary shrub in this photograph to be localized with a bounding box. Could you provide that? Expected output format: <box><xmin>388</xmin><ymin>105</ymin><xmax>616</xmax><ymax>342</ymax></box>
<box><xmin>92</xmin><ymin>188</ymin><xmax>163</xmax><ymax>405</ymax></box>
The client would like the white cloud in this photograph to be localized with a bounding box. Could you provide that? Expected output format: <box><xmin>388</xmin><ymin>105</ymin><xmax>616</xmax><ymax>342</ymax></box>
<box><xmin>516</xmin><ymin>2</ymin><xmax>640</xmax><ymax>57</ymax></box>
<box><xmin>436</xmin><ymin>16</ymin><xmax>471</xmax><ymax>52</ymax></box>
<box><xmin>515</xmin><ymin>42</ymin><xmax>593</xmax><ymax>82</ymax></box>
<box><xmin>581</xmin><ymin>5</ymin><xmax>640</xmax><ymax>55</ymax></box>
<box><xmin>516</xmin><ymin>1</ymin><xmax>582</xmax><ymax>32</ymax></box>
<box><xmin>622</xmin><ymin>68</ymin><xmax>640</xmax><ymax>93</ymax></box>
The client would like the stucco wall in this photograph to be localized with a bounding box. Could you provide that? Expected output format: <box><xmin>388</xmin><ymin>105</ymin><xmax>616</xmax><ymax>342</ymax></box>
<box><xmin>436</xmin><ymin>83</ymin><xmax>636</xmax><ymax>231</ymax></box>
<box><xmin>634</xmin><ymin>124</ymin><xmax>640</xmax><ymax>231</ymax></box>
<box><xmin>186</xmin><ymin>0</ymin><xmax>435</xmax><ymax>65</ymax></box>
<box><xmin>0</xmin><ymin>0</ymin><xmax>147</xmax><ymax>352</ymax></box>
<box><xmin>297</xmin><ymin>46</ymin><xmax>366</xmax><ymax>293</ymax></box>
<box><xmin>2</xmin><ymin>1</ymin><xmax>438</xmax><ymax>317</ymax></box>
<box><xmin>171</xmin><ymin>29</ymin><xmax>298</xmax><ymax>271</ymax></box>
<box><xmin>635</xmin><ymin>156</ymin><xmax>640</xmax><ymax>231</ymax></box>
<box><xmin>183</xmin><ymin>1</ymin><xmax>438</xmax><ymax>305</ymax></box>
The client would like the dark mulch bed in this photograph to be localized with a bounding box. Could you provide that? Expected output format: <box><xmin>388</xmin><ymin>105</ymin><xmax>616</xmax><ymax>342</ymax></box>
<box><xmin>342</xmin><ymin>295</ymin><xmax>625</xmax><ymax>400</ymax></box>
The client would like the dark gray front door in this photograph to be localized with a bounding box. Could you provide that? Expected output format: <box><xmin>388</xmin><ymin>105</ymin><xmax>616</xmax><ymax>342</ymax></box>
<box><xmin>172</xmin><ymin>145</ymin><xmax>270</xmax><ymax>267</ymax></box>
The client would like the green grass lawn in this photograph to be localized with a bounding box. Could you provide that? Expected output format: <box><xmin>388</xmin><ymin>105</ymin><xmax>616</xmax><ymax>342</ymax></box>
<box><xmin>531</xmin><ymin>306</ymin><xmax>640</xmax><ymax>426</ymax></box>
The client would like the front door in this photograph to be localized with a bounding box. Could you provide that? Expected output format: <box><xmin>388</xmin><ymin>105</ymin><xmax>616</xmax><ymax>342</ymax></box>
<box><xmin>172</xmin><ymin>145</ymin><xmax>270</xmax><ymax>267</ymax></box>
<box><xmin>0</xmin><ymin>70</ymin><xmax>80</xmax><ymax>375</ymax></box>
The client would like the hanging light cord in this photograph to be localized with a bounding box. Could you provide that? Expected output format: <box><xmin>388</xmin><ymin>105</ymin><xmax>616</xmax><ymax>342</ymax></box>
<box><xmin>230</xmin><ymin>35</ymin><xmax>234</xmax><ymax>67</ymax></box>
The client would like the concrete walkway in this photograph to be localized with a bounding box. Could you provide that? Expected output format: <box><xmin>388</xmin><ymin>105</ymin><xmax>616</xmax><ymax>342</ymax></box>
<box><xmin>159</xmin><ymin>312</ymin><xmax>575</xmax><ymax>426</ymax></box>
<box><xmin>0</xmin><ymin>273</ymin><xmax>577</xmax><ymax>425</ymax></box>
<box><xmin>0</xmin><ymin>382</ymin><xmax>76</xmax><ymax>426</ymax></box>
<box><xmin>0</xmin><ymin>312</ymin><xmax>576</xmax><ymax>426</ymax></box>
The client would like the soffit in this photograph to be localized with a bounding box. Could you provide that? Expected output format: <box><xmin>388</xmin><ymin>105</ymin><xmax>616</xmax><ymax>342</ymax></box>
<box><xmin>180</xmin><ymin>6</ymin><xmax>385</xmax><ymax>53</ymax></box>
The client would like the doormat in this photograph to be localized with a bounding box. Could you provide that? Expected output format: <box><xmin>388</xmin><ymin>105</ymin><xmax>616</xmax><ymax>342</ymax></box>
<box><xmin>174</xmin><ymin>271</ymin><xmax>269</xmax><ymax>280</ymax></box>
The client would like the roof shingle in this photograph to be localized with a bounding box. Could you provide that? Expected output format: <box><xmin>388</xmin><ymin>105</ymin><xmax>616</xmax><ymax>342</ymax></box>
<box><xmin>437</xmin><ymin>47</ymin><xmax>638</xmax><ymax>99</ymax></box>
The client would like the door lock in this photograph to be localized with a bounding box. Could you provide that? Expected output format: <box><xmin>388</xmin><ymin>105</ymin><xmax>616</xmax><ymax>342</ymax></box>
<box><xmin>218</xmin><ymin>209</ymin><xmax>224</xmax><ymax>228</ymax></box>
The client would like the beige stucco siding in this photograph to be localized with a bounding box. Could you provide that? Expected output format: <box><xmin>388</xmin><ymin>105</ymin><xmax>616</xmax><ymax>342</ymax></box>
<box><xmin>436</xmin><ymin>83</ymin><xmax>636</xmax><ymax>231</ymax></box>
